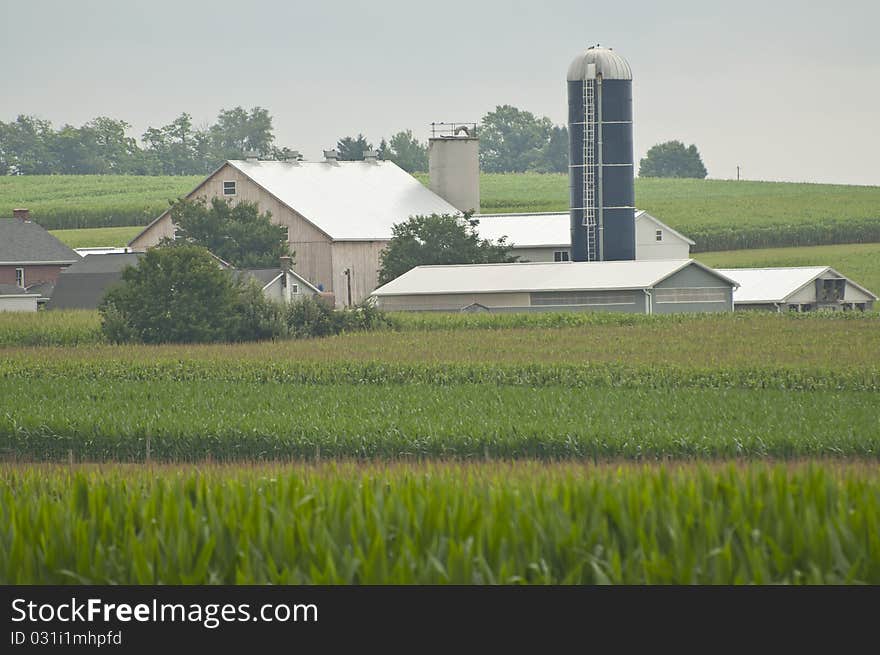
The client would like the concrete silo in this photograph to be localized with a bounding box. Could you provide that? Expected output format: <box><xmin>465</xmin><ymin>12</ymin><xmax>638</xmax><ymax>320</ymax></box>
<box><xmin>567</xmin><ymin>46</ymin><xmax>635</xmax><ymax>261</ymax></box>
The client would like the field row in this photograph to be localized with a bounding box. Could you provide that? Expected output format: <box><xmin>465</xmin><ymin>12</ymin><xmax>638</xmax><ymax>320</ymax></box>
<box><xmin>2</xmin><ymin>380</ymin><xmax>878</xmax><ymax>461</ymax></box>
<box><xmin>5</xmin><ymin>174</ymin><xmax>880</xmax><ymax>251</ymax></box>
<box><xmin>2</xmin><ymin>311</ymin><xmax>878</xmax><ymax>369</ymax></box>
<box><xmin>2</xmin><ymin>462</ymin><xmax>877</xmax><ymax>584</ymax></box>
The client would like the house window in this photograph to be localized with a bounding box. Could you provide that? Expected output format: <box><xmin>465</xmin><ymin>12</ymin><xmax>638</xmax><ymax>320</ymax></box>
<box><xmin>553</xmin><ymin>250</ymin><xmax>570</xmax><ymax>262</ymax></box>
<box><xmin>15</xmin><ymin>267</ymin><xmax>24</xmax><ymax>288</ymax></box>
<box><xmin>223</xmin><ymin>181</ymin><xmax>237</xmax><ymax>196</ymax></box>
<box><xmin>655</xmin><ymin>230</ymin><xmax>663</xmax><ymax>242</ymax></box>
<box><xmin>291</xmin><ymin>284</ymin><xmax>299</xmax><ymax>294</ymax></box>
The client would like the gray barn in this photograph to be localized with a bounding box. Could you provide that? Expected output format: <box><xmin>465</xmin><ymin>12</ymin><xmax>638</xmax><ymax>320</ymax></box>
<box><xmin>371</xmin><ymin>260</ymin><xmax>736</xmax><ymax>314</ymax></box>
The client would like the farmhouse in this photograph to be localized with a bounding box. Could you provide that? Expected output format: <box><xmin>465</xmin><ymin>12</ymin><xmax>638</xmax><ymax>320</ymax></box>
<box><xmin>49</xmin><ymin>252</ymin><xmax>320</xmax><ymax>310</ymax></box>
<box><xmin>371</xmin><ymin>259</ymin><xmax>736</xmax><ymax>314</ymax></box>
<box><xmin>716</xmin><ymin>267</ymin><xmax>877</xmax><ymax>312</ymax></box>
<box><xmin>0</xmin><ymin>284</ymin><xmax>39</xmax><ymax>312</ymax></box>
<box><xmin>474</xmin><ymin>211</ymin><xmax>694</xmax><ymax>262</ymax></box>
<box><xmin>128</xmin><ymin>156</ymin><xmax>459</xmax><ymax>306</ymax></box>
<box><xmin>0</xmin><ymin>209</ymin><xmax>80</xmax><ymax>298</ymax></box>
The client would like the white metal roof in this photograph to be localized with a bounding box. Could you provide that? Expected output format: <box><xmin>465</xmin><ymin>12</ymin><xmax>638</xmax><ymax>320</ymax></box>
<box><xmin>372</xmin><ymin>259</ymin><xmax>735</xmax><ymax>297</ymax></box>
<box><xmin>474</xmin><ymin>210</ymin><xmax>694</xmax><ymax>248</ymax></box>
<box><xmin>716</xmin><ymin>266</ymin><xmax>878</xmax><ymax>304</ymax></box>
<box><xmin>228</xmin><ymin>160</ymin><xmax>460</xmax><ymax>241</ymax></box>
<box><xmin>567</xmin><ymin>46</ymin><xmax>633</xmax><ymax>81</ymax></box>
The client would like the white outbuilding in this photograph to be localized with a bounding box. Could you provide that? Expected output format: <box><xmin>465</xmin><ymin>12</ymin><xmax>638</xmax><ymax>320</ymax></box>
<box><xmin>474</xmin><ymin>210</ymin><xmax>694</xmax><ymax>263</ymax></box>
<box><xmin>715</xmin><ymin>266</ymin><xmax>876</xmax><ymax>312</ymax></box>
<box><xmin>0</xmin><ymin>284</ymin><xmax>39</xmax><ymax>312</ymax></box>
<box><xmin>371</xmin><ymin>259</ymin><xmax>736</xmax><ymax>314</ymax></box>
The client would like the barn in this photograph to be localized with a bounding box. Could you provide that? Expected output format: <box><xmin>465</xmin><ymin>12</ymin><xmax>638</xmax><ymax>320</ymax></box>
<box><xmin>716</xmin><ymin>267</ymin><xmax>877</xmax><ymax>312</ymax></box>
<box><xmin>474</xmin><ymin>210</ymin><xmax>694</xmax><ymax>262</ymax></box>
<box><xmin>371</xmin><ymin>259</ymin><xmax>736</xmax><ymax>314</ymax></box>
<box><xmin>128</xmin><ymin>156</ymin><xmax>459</xmax><ymax>307</ymax></box>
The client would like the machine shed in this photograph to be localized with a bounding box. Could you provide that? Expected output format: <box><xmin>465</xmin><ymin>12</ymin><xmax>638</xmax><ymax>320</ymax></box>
<box><xmin>716</xmin><ymin>267</ymin><xmax>876</xmax><ymax>312</ymax></box>
<box><xmin>372</xmin><ymin>259</ymin><xmax>736</xmax><ymax>314</ymax></box>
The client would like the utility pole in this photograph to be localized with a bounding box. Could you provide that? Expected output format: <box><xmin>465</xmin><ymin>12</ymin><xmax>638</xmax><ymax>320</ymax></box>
<box><xmin>343</xmin><ymin>268</ymin><xmax>352</xmax><ymax>307</ymax></box>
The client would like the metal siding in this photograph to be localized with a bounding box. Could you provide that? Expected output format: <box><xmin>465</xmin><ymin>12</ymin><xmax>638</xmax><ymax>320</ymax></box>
<box><xmin>652</xmin><ymin>294</ymin><xmax>732</xmax><ymax>314</ymax></box>
<box><xmin>654</xmin><ymin>264</ymin><xmax>732</xmax><ymax>289</ymax></box>
<box><xmin>0</xmin><ymin>295</ymin><xmax>38</xmax><ymax>312</ymax></box>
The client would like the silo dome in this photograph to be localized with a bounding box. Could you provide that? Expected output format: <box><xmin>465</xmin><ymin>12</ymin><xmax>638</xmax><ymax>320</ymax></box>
<box><xmin>567</xmin><ymin>45</ymin><xmax>632</xmax><ymax>81</ymax></box>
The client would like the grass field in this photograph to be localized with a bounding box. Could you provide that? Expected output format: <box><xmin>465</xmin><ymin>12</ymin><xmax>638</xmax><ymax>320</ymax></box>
<box><xmin>699</xmin><ymin>243</ymin><xmax>880</xmax><ymax>296</ymax></box>
<box><xmin>50</xmin><ymin>225</ymin><xmax>142</xmax><ymax>248</ymax></box>
<box><xmin>5</xmin><ymin>173</ymin><xmax>880</xmax><ymax>250</ymax></box>
<box><xmin>2</xmin><ymin>462</ymin><xmax>878</xmax><ymax>584</ymax></box>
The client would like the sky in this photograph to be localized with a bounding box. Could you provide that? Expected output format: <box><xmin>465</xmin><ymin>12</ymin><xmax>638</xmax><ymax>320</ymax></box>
<box><xmin>2</xmin><ymin>0</ymin><xmax>878</xmax><ymax>185</ymax></box>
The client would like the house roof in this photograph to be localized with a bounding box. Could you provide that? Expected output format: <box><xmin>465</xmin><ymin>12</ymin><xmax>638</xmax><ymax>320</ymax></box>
<box><xmin>715</xmin><ymin>266</ymin><xmax>879</xmax><ymax>304</ymax></box>
<box><xmin>372</xmin><ymin>259</ymin><xmax>735</xmax><ymax>297</ymax></box>
<box><xmin>0</xmin><ymin>219</ymin><xmax>81</xmax><ymax>265</ymax></box>
<box><xmin>225</xmin><ymin>159</ymin><xmax>460</xmax><ymax>241</ymax></box>
<box><xmin>237</xmin><ymin>267</ymin><xmax>321</xmax><ymax>294</ymax></box>
<box><xmin>0</xmin><ymin>284</ymin><xmax>32</xmax><ymax>296</ymax></box>
<box><xmin>473</xmin><ymin>210</ymin><xmax>694</xmax><ymax>248</ymax></box>
<box><xmin>47</xmin><ymin>253</ymin><xmax>144</xmax><ymax>310</ymax></box>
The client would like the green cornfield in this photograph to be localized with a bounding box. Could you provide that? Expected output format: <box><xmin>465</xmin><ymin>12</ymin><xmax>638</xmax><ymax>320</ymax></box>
<box><xmin>3</xmin><ymin>173</ymin><xmax>880</xmax><ymax>250</ymax></box>
<box><xmin>1</xmin><ymin>462</ymin><xmax>877</xmax><ymax>584</ymax></box>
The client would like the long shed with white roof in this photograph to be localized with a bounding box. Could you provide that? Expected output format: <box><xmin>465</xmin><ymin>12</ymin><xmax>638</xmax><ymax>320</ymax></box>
<box><xmin>371</xmin><ymin>259</ymin><xmax>736</xmax><ymax>314</ymax></box>
<box><xmin>128</xmin><ymin>157</ymin><xmax>459</xmax><ymax>306</ymax></box>
<box><xmin>474</xmin><ymin>210</ymin><xmax>694</xmax><ymax>262</ymax></box>
<box><xmin>716</xmin><ymin>266</ymin><xmax>876</xmax><ymax>312</ymax></box>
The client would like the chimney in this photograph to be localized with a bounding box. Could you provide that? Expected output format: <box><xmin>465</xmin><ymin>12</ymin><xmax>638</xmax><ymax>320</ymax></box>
<box><xmin>363</xmin><ymin>149</ymin><xmax>379</xmax><ymax>163</ymax></box>
<box><xmin>280</xmin><ymin>255</ymin><xmax>293</xmax><ymax>271</ymax></box>
<box><xmin>323</xmin><ymin>149</ymin><xmax>338</xmax><ymax>162</ymax></box>
<box><xmin>13</xmin><ymin>208</ymin><xmax>30</xmax><ymax>222</ymax></box>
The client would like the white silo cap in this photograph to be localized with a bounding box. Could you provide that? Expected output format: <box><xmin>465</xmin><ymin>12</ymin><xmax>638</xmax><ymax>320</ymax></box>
<box><xmin>567</xmin><ymin>45</ymin><xmax>632</xmax><ymax>81</ymax></box>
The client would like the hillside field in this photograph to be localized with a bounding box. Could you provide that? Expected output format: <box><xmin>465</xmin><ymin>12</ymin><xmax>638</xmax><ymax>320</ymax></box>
<box><xmin>5</xmin><ymin>173</ymin><xmax>880</xmax><ymax>251</ymax></box>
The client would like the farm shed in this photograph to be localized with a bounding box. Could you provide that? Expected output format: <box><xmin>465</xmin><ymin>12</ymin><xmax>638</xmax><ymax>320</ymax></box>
<box><xmin>48</xmin><ymin>253</ymin><xmax>144</xmax><ymax>310</ymax></box>
<box><xmin>371</xmin><ymin>259</ymin><xmax>736</xmax><ymax>314</ymax></box>
<box><xmin>0</xmin><ymin>209</ymin><xmax>80</xmax><ymax>293</ymax></box>
<box><xmin>128</xmin><ymin>157</ymin><xmax>459</xmax><ymax>307</ymax></box>
<box><xmin>0</xmin><ymin>284</ymin><xmax>39</xmax><ymax>312</ymax></box>
<box><xmin>474</xmin><ymin>211</ymin><xmax>693</xmax><ymax>262</ymax></box>
<box><xmin>715</xmin><ymin>267</ymin><xmax>877</xmax><ymax>312</ymax></box>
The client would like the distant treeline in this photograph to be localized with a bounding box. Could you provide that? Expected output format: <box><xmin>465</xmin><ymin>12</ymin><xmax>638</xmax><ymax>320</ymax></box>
<box><xmin>0</xmin><ymin>105</ymin><xmax>569</xmax><ymax>176</ymax></box>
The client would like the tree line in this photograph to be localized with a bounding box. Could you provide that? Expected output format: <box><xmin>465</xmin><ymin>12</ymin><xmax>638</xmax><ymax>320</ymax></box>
<box><xmin>0</xmin><ymin>104</ymin><xmax>572</xmax><ymax>176</ymax></box>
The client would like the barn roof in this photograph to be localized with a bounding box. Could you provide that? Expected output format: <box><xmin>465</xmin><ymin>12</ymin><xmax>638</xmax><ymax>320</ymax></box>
<box><xmin>372</xmin><ymin>259</ymin><xmax>735</xmax><ymax>297</ymax></box>
<box><xmin>474</xmin><ymin>210</ymin><xmax>694</xmax><ymax>248</ymax></box>
<box><xmin>0</xmin><ymin>219</ymin><xmax>80</xmax><ymax>265</ymax></box>
<box><xmin>715</xmin><ymin>267</ymin><xmax>878</xmax><ymax>304</ymax></box>
<box><xmin>228</xmin><ymin>160</ymin><xmax>459</xmax><ymax>241</ymax></box>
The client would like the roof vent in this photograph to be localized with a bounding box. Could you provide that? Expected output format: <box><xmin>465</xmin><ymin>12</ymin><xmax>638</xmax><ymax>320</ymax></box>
<box><xmin>283</xmin><ymin>150</ymin><xmax>302</xmax><ymax>163</ymax></box>
<box><xmin>245</xmin><ymin>151</ymin><xmax>260</xmax><ymax>162</ymax></box>
<box><xmin>363</xmin><ymin>149</ymin><xmax>379</xmax><ymax>162</ymax></box>
<box><xmin>323</xmin><ymin>149</ymin><xmax>339</xmax><ymax>162</ymax></box>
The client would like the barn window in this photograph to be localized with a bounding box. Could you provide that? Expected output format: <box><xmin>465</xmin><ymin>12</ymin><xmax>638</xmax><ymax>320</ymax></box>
<box><xmin>554</xmin><ymin>250</ymin><xmax>570</xmax><ymax>262</ymax></box>
<box><xmin>655</xmin><ymin>230</ymin><xmax>663</xmax><ymax>241</ymax></box>
<box><xmin>15</xmin><ymin>267</ymin><xmax>25</xmax><ymax>287</ymax></box>
<box><xmin>223</xmin><ymin>181</ymin><xmax>237</xmax><ymax>196</ymax></box>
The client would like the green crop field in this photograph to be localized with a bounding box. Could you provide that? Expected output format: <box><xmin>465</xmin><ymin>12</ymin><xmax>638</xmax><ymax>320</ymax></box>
<box><xmin>699</xmin><ymin>242</ymin><xmax>880</xmax><ymax>296</ymax></box>
<box><xmin>4</xmin><ymin>173</ymin><xmax>880</xmax><ymax>250</ymax></box>
<box><xmin>3</xmin><ymin>310</ymin><xmax>879</xmax><ymax>584</ymax></box>
<box><xmin>50</xmin><ymin>225</ymin><xmax>143</xmax><ymax>248</ymax></box>
<box><xmin>1</xmin><ymin>462</ymin><xmax>878</xmax><ymax>584</ymax></box>
<box><xmin>0</xmin><ymin>175</ymin><xmax>200</xmax><ymax>229</ymax></box>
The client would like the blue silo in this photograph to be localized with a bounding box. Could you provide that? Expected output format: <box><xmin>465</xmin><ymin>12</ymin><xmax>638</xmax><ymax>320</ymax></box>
<box><xmin>567</xmin><ymin>46</ymin><xmax>635</xmax><ymax>261</ymax></box>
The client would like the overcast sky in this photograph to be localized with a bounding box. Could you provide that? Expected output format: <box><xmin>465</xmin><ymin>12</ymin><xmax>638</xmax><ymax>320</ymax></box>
<box><xmin>2</xmin><ymin>0</ymin><xmax>878</xmax><ymax>185</ymax></box>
